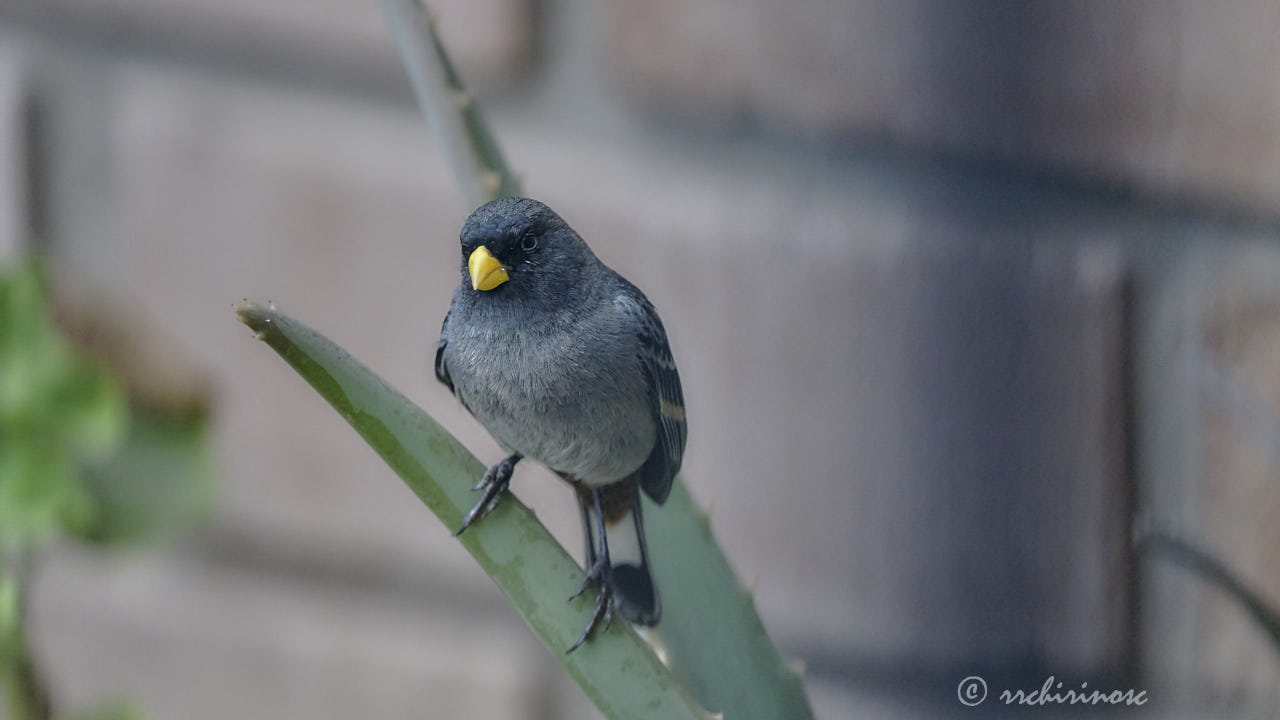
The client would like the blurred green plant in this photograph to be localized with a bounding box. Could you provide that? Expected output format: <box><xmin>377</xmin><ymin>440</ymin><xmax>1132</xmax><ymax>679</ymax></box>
<box><xmin>0</xmin><ymin>256</ymin><xmax>212</xmax><ymax>720</ymax></box>
<box><xmin>0</xmin><ymin>258</ymin><xmax>128</xmax><ymax>548</ymax></box>
<box><xmin>69</xmin><ymin>702</ymin><xmax>146</xmax><ymax>720</ymax></box>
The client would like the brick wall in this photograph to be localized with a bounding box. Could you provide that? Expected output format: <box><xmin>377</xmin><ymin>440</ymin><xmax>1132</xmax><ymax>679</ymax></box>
<box><xmin>2</xmin><ymin>2</ymin><xmax>1279</xmax><ymax>718</ymax></box>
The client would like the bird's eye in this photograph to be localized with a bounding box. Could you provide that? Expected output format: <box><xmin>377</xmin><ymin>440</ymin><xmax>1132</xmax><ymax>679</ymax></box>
<box><xmin>520</xmin><ymin>231</ymin><xmax>538</xmax><ymax>252</ymax></box>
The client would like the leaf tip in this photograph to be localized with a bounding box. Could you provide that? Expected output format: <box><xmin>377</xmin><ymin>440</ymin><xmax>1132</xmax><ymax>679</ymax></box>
<box><xmin>235</xmin><ymin>300</ymin><xmax>279</xmax><ymax>339</ymax></box>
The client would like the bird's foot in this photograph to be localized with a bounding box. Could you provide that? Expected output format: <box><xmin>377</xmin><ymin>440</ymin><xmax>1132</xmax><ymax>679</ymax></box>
<box><xmin>566</xmin><ymin>556</ymin><xmax>615</xmax><ymax>653</ymax></box>
<box><xmin>455</xmin><ymin>454</ymin><xmax>520</xmax><ymax>535</ymax></box>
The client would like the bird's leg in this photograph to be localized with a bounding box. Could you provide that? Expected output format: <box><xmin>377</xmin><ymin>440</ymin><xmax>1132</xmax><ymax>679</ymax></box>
<box><xmin>567</xmin><ymin>486</ymin><xmax>615</xmax><ymax>653</ymax></box>
<box><xmin>455</xmin><ymin>453</ymin><xmax>522</xmax><ymax>536</ymax></box>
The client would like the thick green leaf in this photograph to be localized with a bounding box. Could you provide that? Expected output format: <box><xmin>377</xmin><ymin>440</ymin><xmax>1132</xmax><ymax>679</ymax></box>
<box><xmin>236</xmin><ymin>303</ymin><xmax>713</xmax><ymax>720</ymax></box>
<box><xmin>648</xmin><ymin>488</ymin><xmax>814</xmax><ymax>719</ymax></box>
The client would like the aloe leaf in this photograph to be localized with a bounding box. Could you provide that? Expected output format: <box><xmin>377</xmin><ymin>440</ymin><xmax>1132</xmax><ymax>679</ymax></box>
<box><xmin>647</xmin><ymin>488</ymin><xmax>815</xmax><ymax>719</ymax></box>
<box><xmin>236</xmin><ymin>303</ymin><xmax>713</xmax><ymax>720</ymax></box>
<box><xmin>380</xmin><ymin>0</ymin><xmax>521</xmax><ymax>208</ymax></box>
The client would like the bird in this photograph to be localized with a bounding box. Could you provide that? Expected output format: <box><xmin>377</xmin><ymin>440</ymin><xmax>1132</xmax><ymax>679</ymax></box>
<box><xmin>434</xmin><ymin>196</ymin><xmax>687</xmax><ymax>652</ymax></box>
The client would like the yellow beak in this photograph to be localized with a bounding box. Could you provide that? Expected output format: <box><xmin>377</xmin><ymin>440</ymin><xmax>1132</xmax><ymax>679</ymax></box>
<box><xmin>468</xmin><ymin>246</ymin><xmax>509</xmax><ymax>291</ymax></box>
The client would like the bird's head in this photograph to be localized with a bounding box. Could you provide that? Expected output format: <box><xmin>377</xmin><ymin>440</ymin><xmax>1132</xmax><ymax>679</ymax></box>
<box><xmin>458</xmin><ymin>197</ymin><xmax>598</xmax><ymax>307</ymax></box>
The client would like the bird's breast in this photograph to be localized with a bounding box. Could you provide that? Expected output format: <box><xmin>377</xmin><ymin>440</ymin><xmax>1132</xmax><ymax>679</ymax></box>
<box><xmin>446</xmin><ymin>316</ymin><xmax>654</xmax><ymax>484</ymax></box>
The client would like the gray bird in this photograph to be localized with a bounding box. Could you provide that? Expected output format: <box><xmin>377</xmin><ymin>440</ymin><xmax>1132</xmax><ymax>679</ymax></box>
<box><xmin>434</xmin><ymin>197</ymin><xmax>687</xmax><ymax>651</ymax></box>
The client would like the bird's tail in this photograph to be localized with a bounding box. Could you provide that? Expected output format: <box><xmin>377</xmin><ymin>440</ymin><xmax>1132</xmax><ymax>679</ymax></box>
<box><xmin>578</xmin><ymin>477</ymin><xmax>660</xmax><ymax>626</ymax></box>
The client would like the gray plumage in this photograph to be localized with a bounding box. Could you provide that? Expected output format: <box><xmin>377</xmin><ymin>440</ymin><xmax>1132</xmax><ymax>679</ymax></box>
<box><xmin>434</xmin><ymin>197</ymin><xmax>686</xmax><ymax>640</ymax></box>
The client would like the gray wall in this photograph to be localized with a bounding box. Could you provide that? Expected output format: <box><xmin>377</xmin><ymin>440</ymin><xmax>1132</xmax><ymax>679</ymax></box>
<box><xmin>2</xmin><ymin>1</ymin><xmax>1279</xmax><ymax>718</ymax></box>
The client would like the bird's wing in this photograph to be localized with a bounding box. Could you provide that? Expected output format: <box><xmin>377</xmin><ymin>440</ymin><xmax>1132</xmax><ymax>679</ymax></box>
<box><xmin>615</xmin><ymin>289</ymin><xmax>686</xmax><ymax>505</ymax></box>
<box><xmin>434</xmin><ymin>306</ymin><xmax>454</xmax><ymax>394</ymax></box>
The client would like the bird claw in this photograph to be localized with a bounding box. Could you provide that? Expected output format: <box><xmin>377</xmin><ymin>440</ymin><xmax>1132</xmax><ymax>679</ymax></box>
<box><xmin>455</xmin><ymin>455</ymin><xmax>519</xmax><ymax>535</ymax></box>
<box><xmin>567</xmin><ymin>573</ymin><xmax>614</xmax><ymax>653</ymax></box>
<box><xmin>569</xmin><ymin>555</ymin><xmax>608</xmax><ymax>602</ymax></box>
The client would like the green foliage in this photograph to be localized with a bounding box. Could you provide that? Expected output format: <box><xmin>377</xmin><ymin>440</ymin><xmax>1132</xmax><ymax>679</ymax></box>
<box><xmin>0</xmin><ymin>567</ymin><xmax>53</xmax><ymax>720</ymax></box>
<box><xmin>72</xmin><ymin>702</ymin><xmax>147</xmax><ymax>720</ymax></box>
<box><xmin>69</xmin><ymin>409</ymin><xmax>212</xmax><ymax>546</ymax></box>
<box><xmin>0</xmin><ymin>574</ymin><xmax>17</xmax><ymax>667</ymax></box>
<box><xmin>0</xmin><ymin>257</ymin><xmax>212</xmax><ymax>552</ymax></box>
<box><xmin>0</xmin><ymin>255</ymin><xmax>212</xmax><ymax>719</ymax></box>
<box><xmin>0</xmin><ymin>258</ymin><xmax>128</xmax><ymax>550</ymax></box>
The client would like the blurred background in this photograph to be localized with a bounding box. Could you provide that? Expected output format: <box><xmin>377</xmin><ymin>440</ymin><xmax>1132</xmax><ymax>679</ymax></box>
<box><xmin>2</xmin><ymin>1</ymin><xmax>1280</xmax><ymax>718</ymax></box>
